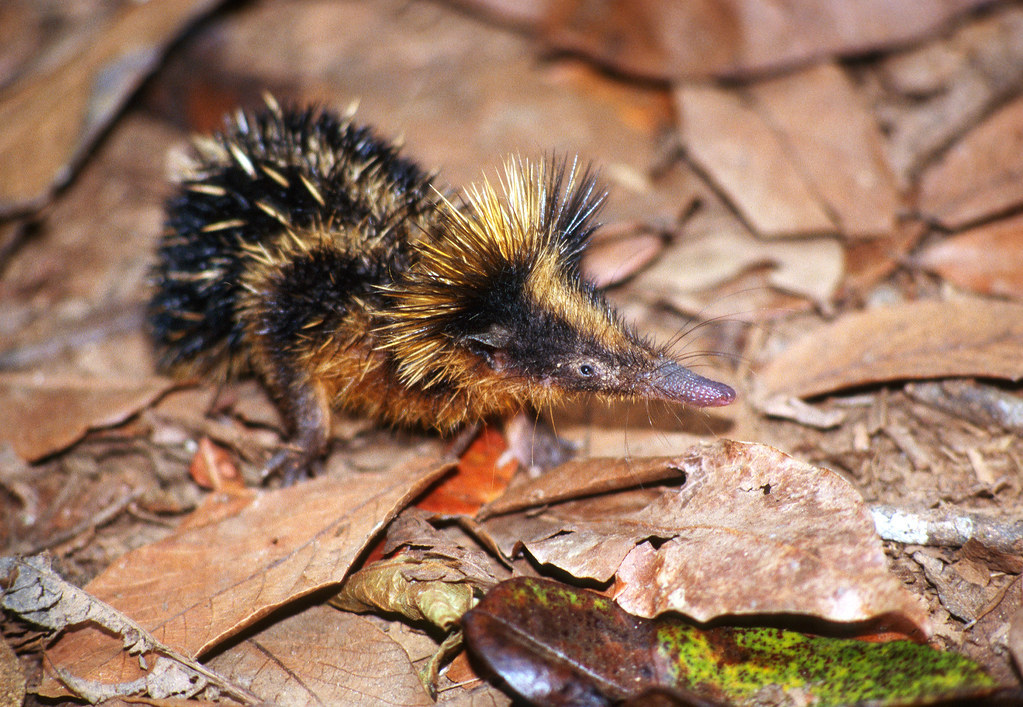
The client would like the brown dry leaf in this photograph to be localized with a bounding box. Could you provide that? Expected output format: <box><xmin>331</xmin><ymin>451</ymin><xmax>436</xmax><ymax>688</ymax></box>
<box><xmin>756</xmin><ymin>298</ymin><xmax>1023</xmax><ymax>400</ymax></box>
<box><xmin>40</xmin><ymin>457</ymin><xmax>451</xmax><ymax>699</ymax></box>
<box><xmin>881</xmin><ymin>6</ymin><xmax>1023</xmax><ymax>183</ymax></box>
<box><xmin>0</xmin><ymin>372</ymin><xmax>172</xmax><ymax>461</ymax></box>
<box><xmin>207</xmin><ymin>605</ymin><xmax>433</xmax><ymax>706</ymax></box>
<box><xmin>677</xmin><ymin>83</ymin><xmax>835</xmax><ymax>238</ymax></box>
<box><xmin>750</xmin><ymin>63</ymin><xmax>899</xmax><ymax>239</ymax></box>
<box><xmin>633</xmin><ymin>216</ymin><xmax>845</xmax><ymax>307</ymax></box>
<box><xmin>0</xmin><ymin>0</ymin><xmax>224</xmax><ymax>215</ymax></box>
<box><xmin>541</xmin><ymin>0</ymin><xmax>987</xmax><ymax>80</ymax></box>
<box><xmin>480</xmin><ymin>456</ymin><xmax>690</xmax><ymax>519</ymax></box>
<box><xmin>581</xmin><ymin>231</ymin><xmax>665</xmax><ymax>289</ymax></box>
<box><xmin>918</xmin><ymin>94</ymin><xmax>1023</xmax><ymax>229</ymax></box>
<box><xmin>484</xmin><ymin>440</ymin><xmax>928</xmax><ymax>630</ymax></box>
<box><xmin>206</xmin><ymin>1</ymin><xmax>675</xmax><ymax>227</ymax></box>
<box><xmin>916</xmin><ymin>215</ymin><xmax>1023</xmax><ymax>298</ymax></box>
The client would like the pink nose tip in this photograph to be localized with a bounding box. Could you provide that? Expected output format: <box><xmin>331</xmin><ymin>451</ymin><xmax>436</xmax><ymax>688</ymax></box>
<box><xmin>651</xmin><ymin>362</ymin><xmax>735</xmax><ymax>407</ymax></box>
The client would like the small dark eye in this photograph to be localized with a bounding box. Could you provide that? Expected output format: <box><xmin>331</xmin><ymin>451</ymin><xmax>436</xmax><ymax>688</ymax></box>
<box><xmin>578</xmin><ymin>363</ymin><xmax>595</xmax><ymax>377</ymax></box>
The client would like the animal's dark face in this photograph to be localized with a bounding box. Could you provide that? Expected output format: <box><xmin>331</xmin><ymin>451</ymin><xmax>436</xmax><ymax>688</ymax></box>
<box><xmin>458</xmin><ymin>263</ymin><xmax>734</xmax><ymax>408</ymax></box>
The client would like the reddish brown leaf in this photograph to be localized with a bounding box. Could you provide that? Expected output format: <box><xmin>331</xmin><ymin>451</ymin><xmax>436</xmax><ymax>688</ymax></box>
<box><xmin>484</xmin><ymin>441</ymin><xmax>929</xmax><ymax>631</ymax></box>
<box><xmin>756</xmin><ymin>299</ymin><xmax>1023</xmax><ymax>400</ymax></box>
<box><xmin>750</xmin><ymin>63</ymin><xmax>899</xmax><ymax>239</ymax></box>
<box><xmin>40</xmin><ymin>458</ymin><xmax>451</xmax><ymax>698</ymax></box>
<box><xmin>0</xmin><ymin>373</ymin><xmax>172</xmax><ymax>461</ymax></box>
<box><xmin>542</xmin><ymin>0</ymin><xmax>988</xmax><ymax>80</ymax></box>
<box><xmin>416</xmin><ymin>426</ymin><xmax>515</xmax><ymax>516</ymax></box>
<box><xmin>916</xmin><ymin>215</ymin><xmax>1023</xmax><ymax>298</ymax></box>
<box><xmin>677</xmin><ymin>84</ymin><xmax>834</xmax><ymax>238</ymax></box>
<box><xmin>919</xmin><ymin>94</ymin><xmax>1023</xmax><ymax>229</ymax></box>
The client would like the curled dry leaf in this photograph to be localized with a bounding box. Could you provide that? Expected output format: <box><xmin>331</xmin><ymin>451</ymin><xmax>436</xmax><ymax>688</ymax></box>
<box><xmin>0</xmin><ymin>373</ymin><xmax>173</xmax><ymax>462</ymax></box>
<box><xmin>755</xmin><ymin>299</ymin><xmax>1023</xmax><ymax>400</ymax></box>
<box><xmin>484</xmin><ymin>440</ymin><xmax>930</xmax><ymax>631</ymax></box>
<box><xmin>915</xmin><ymin>215</ymin><xmax>1023</xmax><ymax>299</ymax></box>
<box><xmin>39</xmin><ymin>458</ymin><xmax>452</xmax><ymax>700</ymax></box>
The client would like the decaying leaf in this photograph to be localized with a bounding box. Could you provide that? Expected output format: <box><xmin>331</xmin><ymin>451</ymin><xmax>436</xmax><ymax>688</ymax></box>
<box><xmin>462</xmin><ymin>577</ymin><xmax>996</xmax><ymax>707</ymax></box>
<box><xmin>483</xmin><ymin>440</ymin><xmax>929</xmax><ymax>631</ymax></box>
<box><xmin>39</xmin><ymin>457</ymin><xmax>452</xmax><ymax>699</ymax></box>
<box><xmin>756</xmin><ymin>298</ymin><xmax>1023</xmax><ymax>400</ymax></box>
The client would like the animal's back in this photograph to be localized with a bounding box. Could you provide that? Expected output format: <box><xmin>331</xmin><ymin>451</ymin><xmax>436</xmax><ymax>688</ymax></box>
<box><xmin>147</xmin><ymin>101</ymin><xmax>438</xmax><ymax>374</ymax></box>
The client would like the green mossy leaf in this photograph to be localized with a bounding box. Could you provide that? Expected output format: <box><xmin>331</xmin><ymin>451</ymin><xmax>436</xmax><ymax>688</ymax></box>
<box><xmin>462</xmin><ymin>577</ymin><xmax>997</xmax><ymax>706</ymax></box>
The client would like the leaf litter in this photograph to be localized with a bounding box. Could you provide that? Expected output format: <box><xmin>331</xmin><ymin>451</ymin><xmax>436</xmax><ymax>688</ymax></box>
<box><xmin>4</xmin><ymin>0</ymin><xmax>1023</xmax><ymax>702</ymax></box>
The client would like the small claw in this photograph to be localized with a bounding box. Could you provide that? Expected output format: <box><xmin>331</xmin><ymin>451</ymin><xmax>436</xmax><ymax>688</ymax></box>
<box><xmin>647</xmin><ymin>361</ymin><xmax>735</xmax><ymax>408</ymax></box>
<box><xmin>263</xmin><ymin>446</ymin><xmax>322</xmax><ymax>486</ymax></box>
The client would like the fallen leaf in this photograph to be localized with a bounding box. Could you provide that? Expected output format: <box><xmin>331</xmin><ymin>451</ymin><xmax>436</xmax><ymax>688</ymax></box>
<box><xmin>581</xmin><ymin>231</ymin><xmax>665</xmax><ymax>289</ymax></box>
<box><xmin>0</xmin><ymin>373</ymin><xmax>173</xmax><ymax>461</ymax></box>
<box><xmin>541</xmin><ymin>0</ymin><xmax>989</xmax><ymax>80</ymax></box>
<box><xmin>484</xmin><ymin>440</ymin><xmax>930</xmax><ymax>630</ymax></box>
<box><xmin>462</xmin><ymin>577</ymin><xmax>995</xmax><ymax>707</ymax></box>
<box><xmin>633</xmin><ymin>219</ymin><xmax>845</xmax><ymax>306</ymax></box>
<box><xmin>756</xmin><ymin>298</ymin><xmax>1023</xmax><ymax>400</ymax></box>
<box><xmin>915</xmin><ymin>215</ymin><xmax>1023</xmax><ymax>298</ymax></box>
<box><xmin>918</xmin><ymin>91</ymin><xmax>1023</xmax><ymax>230</ymax></box>
<box><xmin>750</xmin><ymin>62</ymin><xmax>899</xmax><ymax>239</ymax></box>
<box><xmin>40</xmin><ymin>457</ymin><xmax>452</xmax><ymax>698</ymax></box>
<box><xmin>416</xmin><ymin>426</ymin><xmax>515</xmax><ymax>516</ymax></box>
<box><xmin>880</xmin><ymin>5</ymin><xmax>1023</xmax><ymax>182</ymax></box>
<box><xmin>480</xmin><ymin>455</ymin><xmax>690</xmax><ymax>519</ymax></box>
<box><xmin>677</xmin><ymin>83</ymin><xmax>834</xmax><ymax>238</ymax></box>
<box><xmin>0</xmin><ymin>0</ymin><xmax>225</xmax><ymax>215</ymax></box>
<box><xmin>208</xmin><ymin>606</ymin><xmax>433</xmax><ymax>706</ymax></box>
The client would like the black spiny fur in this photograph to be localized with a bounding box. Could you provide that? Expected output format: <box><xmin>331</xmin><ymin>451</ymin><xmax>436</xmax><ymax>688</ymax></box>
<box><xmin>149</xmin><ymin>96</ymin><xmax>735</xmax><ymax>482</ymax></box>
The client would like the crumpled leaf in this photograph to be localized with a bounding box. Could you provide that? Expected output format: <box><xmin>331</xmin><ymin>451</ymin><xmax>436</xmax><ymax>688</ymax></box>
<box><xmin>755</xmin><ymin>298</ymin><xmax>1023</xmax><ymax>400</ymax></box>
<box><xmin>462</xmin><ymin>577</ymin><xmax>996</xmax><ymax>707</ymax></box>
<box><xmin>483</xmin><ymin>440</ymin><xmax>929</xmax><ymax>631</ymax></box>
<box><xmin>39</xmin><ymin>457</ymin><xmax>451</xmax><ymax>699</ymax></box>
<box><xmin>330</xmin><ymin>554</ymin><xmax>486</xmax><ymax>631</ymax></box>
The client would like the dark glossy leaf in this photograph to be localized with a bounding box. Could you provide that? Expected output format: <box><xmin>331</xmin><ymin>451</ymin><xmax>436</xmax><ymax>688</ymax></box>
<box><xmin>462</xmin><ymin>577</ymin><xmax>997</xmax><ymax>706</ymax></box>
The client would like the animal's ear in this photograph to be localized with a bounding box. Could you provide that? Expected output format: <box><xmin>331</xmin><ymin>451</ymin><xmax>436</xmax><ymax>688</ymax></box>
<box><xmin>463</xmin><ymin>322</ymin><xmax>514</xmax><ymax>350</ymax></box>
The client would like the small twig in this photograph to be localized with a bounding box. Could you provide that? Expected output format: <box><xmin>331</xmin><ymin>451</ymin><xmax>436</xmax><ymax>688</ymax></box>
<box><xmin>1</xmin><ymin>556</ymin><xmax>260</xmax><ymax>704</ymax></box>
<box><xmin>871</xmin><ymin>504</ymin><xmax>1023</xmax><ymax>553</ymax></box>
